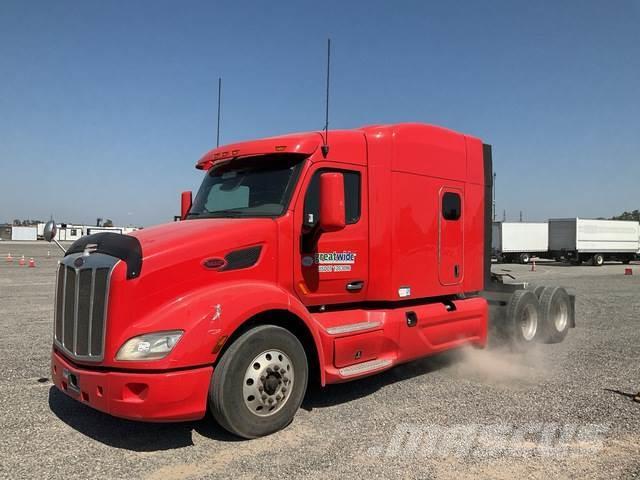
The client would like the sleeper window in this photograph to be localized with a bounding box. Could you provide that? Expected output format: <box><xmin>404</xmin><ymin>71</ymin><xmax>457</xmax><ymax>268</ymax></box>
<box><xmin>442</xmin><ymin>192</ymin><xmax>461</xmax><ymax>220</ymax></box>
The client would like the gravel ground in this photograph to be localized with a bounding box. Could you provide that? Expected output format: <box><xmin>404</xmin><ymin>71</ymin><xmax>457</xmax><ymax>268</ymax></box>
<box><xmin>0</xmin><ymin>242</ymin><xmax>639</xmax><ymax>479</ymax></box>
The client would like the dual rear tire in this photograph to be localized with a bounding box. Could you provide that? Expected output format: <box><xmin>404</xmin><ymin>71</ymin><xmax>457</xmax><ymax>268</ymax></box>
<box><xmin>506</xmin><ymin>286</ymin><xmax>571</xmax><ymax>350</ymax></box>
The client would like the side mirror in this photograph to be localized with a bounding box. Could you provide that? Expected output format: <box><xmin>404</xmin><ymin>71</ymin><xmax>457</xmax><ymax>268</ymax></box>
<box><xmin>43</xmin><ymin>220</ymin><xmax>57</xmax><ymax>242</ymax></box>
<box><xmin>181</xmin><ymin>191</ymin><xmax>193</xmax><ymax>220</ymax></box>
<box><xmin>319</xmin><ymin>172</ymin><xmax>345</xmax><ymax>232</ymax></box>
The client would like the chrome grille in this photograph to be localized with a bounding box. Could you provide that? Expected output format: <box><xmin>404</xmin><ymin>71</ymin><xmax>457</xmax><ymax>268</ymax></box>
<box><xmin>54</xmin><ymin>253</ymin><xmax>119</xmax><ymax>361</ymax></box>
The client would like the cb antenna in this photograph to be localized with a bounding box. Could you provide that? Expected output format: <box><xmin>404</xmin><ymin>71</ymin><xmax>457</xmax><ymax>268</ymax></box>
<box><xmin>321</xmin><ymin>38</ymin><xmax>331</xmax><ymax>158</ymax></box>
<box><xmin>216</xmin><ymin>77</ymin><xmax>222</xmax><ymax>147</ymax></box>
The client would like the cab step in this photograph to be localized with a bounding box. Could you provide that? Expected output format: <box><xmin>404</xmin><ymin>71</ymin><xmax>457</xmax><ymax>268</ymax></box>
<box><xmin>338</xmin><ymin>358</ymin><xmax>393</xmax><ymax>378</ymax></box>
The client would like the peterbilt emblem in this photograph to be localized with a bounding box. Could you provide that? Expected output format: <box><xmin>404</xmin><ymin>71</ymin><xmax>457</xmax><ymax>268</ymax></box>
<box><xmin>73</xmin><ymin>257</ymin><xmax>85</xmax><ymax>268</ymax></box>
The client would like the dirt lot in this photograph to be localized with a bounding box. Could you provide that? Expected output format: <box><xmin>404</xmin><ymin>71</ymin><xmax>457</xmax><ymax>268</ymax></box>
<box><xmin>0</xmin><ymin>242</ymin><xmax>639</xmax><ymax>479</ymax></box>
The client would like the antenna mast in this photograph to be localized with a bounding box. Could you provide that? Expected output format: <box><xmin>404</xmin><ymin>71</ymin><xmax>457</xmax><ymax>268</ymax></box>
<box><xmin>321</xmin><ymin>38</ymin><xmax>331</xmax><ymax>158</ymax></box>
<box><xmin>216</xmin><ymin>77</ymin><xmax>222</xmax><ymax>147</ymax></box>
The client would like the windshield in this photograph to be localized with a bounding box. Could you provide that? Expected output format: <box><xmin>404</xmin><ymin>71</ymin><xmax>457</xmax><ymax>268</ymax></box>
<box><xmin>188</xmin><ymin>154</ymin><xmax>305</xmax><ymax>219</ymax></box>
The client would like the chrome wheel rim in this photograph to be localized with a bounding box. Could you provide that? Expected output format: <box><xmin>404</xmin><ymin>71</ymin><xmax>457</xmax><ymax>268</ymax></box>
<box><xmin>553</xmin><ymin>301</ymin><xmax>568</xmax><ymax>332</ymax></box>
<box><xmin>520</xmin><ymin>304</ymin><xmax>538</xmax><ymax>341</ymax></box>
<box><xmin>243</xmin><ymin>349</ymin><xmax>294</xmax><ymax>417</ymax></box>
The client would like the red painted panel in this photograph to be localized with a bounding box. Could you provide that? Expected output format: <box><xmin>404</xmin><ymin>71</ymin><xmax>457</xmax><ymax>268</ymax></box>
<box><xmin>334</xmin><ymin>330</ymin><xmax>384</xmax><ymax>368</ymax></box>
<box><xmin>438</xmin><ymin>186</ymin><xmax>464</xmax><ymax>286</ymax></box>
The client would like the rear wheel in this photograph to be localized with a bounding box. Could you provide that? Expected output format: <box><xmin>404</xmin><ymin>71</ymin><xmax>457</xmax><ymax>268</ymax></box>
<box><xmin>519</xmin><ymin>253</ymin><xmax>531</xmax><ymax>264</ymax></box>
<box><xmin>506</xmin><ymin>289</ymin><xmax>541</xmax><ymax>351</ymax></box>
<box><xmin>209</xmin><ymin>325</ymin><xmax>308</xmax><ymax>439</ymax></box>
<box><xmin>538</xmin><ymin>286</ymin><xmax>571</xmax><ymax>343</ymax></box>
<box><xmin>527</xmin><ymin>284</ymin><xmax>545</xmax><ymax>299</ymax></box>
<box><xmin>591</xmin><ymin>253</ymin><xmax>604</xmax><ymax>266</ymax></box>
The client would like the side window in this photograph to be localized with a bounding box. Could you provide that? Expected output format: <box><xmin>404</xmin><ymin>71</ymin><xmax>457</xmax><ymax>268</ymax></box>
<box><xmin>304</xmin><ymin>170</ymin><xmax>361</xmax><ymax>227</ymax></box>
<box><xmin>442</xmin><ymin>192</ymin><xmax>461</xmax><ymax>221</ymax></box>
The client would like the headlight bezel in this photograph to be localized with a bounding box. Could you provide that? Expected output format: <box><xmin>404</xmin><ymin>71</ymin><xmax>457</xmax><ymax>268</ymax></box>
<box><xmin>115</xmin><ymin>330</ymin><xmax>184</xmax><ymax>361</ymax></box>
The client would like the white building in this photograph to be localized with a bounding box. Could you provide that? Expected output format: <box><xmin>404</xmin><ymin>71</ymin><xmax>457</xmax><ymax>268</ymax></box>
<box><xmin>36</xmin><ymin>223</ymin><xmax>140</xmax><ymax>241</ymax></box>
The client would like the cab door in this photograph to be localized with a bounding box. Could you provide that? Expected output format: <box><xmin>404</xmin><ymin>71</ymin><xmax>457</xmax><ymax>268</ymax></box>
<box><xmin>293</xmin><ymin>164</ymin><xmax>369</xmax><ymax>306</ymax></box>
<box><xmin>438</xmin><ymin>187</ymin><xmax>464</xmax><ymax>285</ymax></box>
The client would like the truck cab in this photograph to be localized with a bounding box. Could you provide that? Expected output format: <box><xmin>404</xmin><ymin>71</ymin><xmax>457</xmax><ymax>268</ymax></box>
<box><xmin>48</xmin><ymin>123</ymin><xmax>573</xmax><ymax>438</ymax></box>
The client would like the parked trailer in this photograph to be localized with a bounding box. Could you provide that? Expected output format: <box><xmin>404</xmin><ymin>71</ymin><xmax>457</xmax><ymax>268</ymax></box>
<box><xmin>11</xmin><ymin>226</ymin><xmax>37</xmax><ymax>241</ymax></box>
<box><xmin>492</xmin><ymin>222</ymin><xmax>548</xmax><ymax>264</ymax></box>
<box><xmin>549</xmin><ymin>218</ymin><xmax>640</xmax><ymax>265</ymax></box>
<box><xmin>45</xmin><ymin>123</ymin><xmax>575</xmax><ymax>439</ymax></box>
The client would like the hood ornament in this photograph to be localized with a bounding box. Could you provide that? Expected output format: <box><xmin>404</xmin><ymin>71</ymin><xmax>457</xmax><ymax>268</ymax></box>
<box><xmin>83</xmin><ymin>243</ymin><xmax>98</xmax><ymax>256</ymax></box>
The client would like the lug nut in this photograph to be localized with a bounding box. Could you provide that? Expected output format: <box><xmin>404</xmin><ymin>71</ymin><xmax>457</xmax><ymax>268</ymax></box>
<box><xmin>266</xmin><ymin>368</ymin><xmax>272</xmax><ymax>374</ymax></box>
<box><xmin>260</xmin><ymin>375</ymin><xmax>266</xmax><ymax>382</ymax></box>
<box><xmin>273</xmin><ymin>365</ymin><xmax>280</xmax><ymax>371</ymax></box>
<box><xmin>276</xmin><ymin>395</ymin><xmax>282</xmax><ymax>401</ymax></box>
<box><xmin>261</xmin><ymin>394</ymin><xmax>267</xmax><ymax>401</ymax></box>
<box><xmin>258</xmin><ymin>386</ymin><xmax>264</xmax><ymax>392</ymax></box>
<box><xmin>282</xmin><ymin>387</ymin><xmax>287</xmax><ymax>393</ymax></box>
<box><xmin>268</xmin><ymin>398</ymin><xmax>274</xmax><ymax>404</ymax></box>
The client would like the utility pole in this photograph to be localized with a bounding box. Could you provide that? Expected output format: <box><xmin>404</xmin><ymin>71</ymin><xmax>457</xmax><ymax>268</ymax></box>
<box><xmin>502</xmin><ymin>210</ymin><xmax>506</xmax><ymax>222</ymax></box>
<box><xmin>492</xmin><ymin>172</ymin><xmax>496</xmax><ymax>222</ymax></box>
<box><xmin>519</xmin><ymin>211</ymin><xmax>523</xmax><ymax>222</ymax></box>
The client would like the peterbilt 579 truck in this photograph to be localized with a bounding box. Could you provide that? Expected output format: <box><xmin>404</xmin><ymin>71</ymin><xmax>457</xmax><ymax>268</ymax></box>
<box><xmin>45</xmin><ymin>123</ymin><xmax>574</xmax><ymax>438</ymax></box>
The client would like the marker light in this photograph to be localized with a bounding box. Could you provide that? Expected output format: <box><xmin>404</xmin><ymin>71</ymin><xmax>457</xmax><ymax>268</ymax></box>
<box><xmin>116</xmin><ymin>331</ymin><xmax>183</xmax><ymax>361</ymax></box>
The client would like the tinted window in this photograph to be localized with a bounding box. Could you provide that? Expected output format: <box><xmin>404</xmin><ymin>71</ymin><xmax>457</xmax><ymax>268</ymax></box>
<box><xmin>189</xmin><ymin>154</ymin><xmax>304</xmax><ymax>218</ymax></box>
<box><xmin>442</xmin><ymin>192</ymin><xmax>461</xmax><ymax>220</ymax></box>
<box><xmin>304</xmin><ymin>170</ymin><xmax>361</xmax><ymax>227</ymax></box>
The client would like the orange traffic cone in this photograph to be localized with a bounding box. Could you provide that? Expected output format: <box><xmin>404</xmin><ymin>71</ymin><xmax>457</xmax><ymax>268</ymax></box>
<box><xmin>28</xmin><ymin>258</ymin><xmax>35</xmax><ymax>268</ymax></box>
<box><xmin>18</xmin><ymin>255</ymin><xmax>25</xmax><ymax>266</ymax></box>
<box><xmin>530</xmin><ymin>259</ymin><xmax>536</xmax><ymax>272</ymax></box>
<box><xmin>5</xmin><ymin>253</ymin><xmax>12</xmax><ymax>262</ymax></box>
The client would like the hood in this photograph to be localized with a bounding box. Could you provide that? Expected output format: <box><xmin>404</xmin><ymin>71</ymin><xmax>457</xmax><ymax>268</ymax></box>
<box><xmin>130</xmin><ymin>218</ymin><xmax>274</xmax><ymax>260</ymax></box>
<box><xmin>120</xmin><ymin>217</ymin><xmax>278</xmax><ymax>315</ymax></box>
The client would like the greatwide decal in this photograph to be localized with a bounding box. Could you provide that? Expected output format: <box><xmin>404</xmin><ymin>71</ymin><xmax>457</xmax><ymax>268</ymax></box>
<box><xmin>302</xmin><ymin>251</ymin><xmax>357</xmax><ymax>272</ymax></box>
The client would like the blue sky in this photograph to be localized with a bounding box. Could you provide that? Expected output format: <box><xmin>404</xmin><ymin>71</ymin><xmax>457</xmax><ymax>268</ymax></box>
<box><xmin>1</xmin><ymin>0</ymin><xmax>638</xmax><ymax>226</ymax></box>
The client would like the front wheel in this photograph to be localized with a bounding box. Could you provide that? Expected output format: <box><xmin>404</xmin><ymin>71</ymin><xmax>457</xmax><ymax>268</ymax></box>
<box><xmin>209</xmin><ymin>325</ymin><xmax>308</xmax><ymax>439</ymax></box>
<box><xmin>591</xmin><ymin>253</ymin><xmax>604</xmax><ymax>266</ymax></box>
<box><xmin>519</xmin><ymin>253</ymin><xmax>531</xmax><ymax>264</ymax></box>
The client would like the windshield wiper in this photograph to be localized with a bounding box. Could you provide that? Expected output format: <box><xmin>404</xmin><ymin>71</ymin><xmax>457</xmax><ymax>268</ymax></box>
<box><xmin>197</xmin><ymin>209</ymin><xmax>249</xmax><ymax>218</ymax></box>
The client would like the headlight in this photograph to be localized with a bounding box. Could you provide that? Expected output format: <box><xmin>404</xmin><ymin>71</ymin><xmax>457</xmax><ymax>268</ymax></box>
<box><xmin>116</xmin><ymin>330</ymin><xmax>183</xmax><ymax>361</ymax></box>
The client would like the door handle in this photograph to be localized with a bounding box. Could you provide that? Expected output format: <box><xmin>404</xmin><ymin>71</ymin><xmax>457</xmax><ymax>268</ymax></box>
<box><xmin>346</xmin><ymin>281</ymin><xmax>364</xmax><ymax>291</ymax></box>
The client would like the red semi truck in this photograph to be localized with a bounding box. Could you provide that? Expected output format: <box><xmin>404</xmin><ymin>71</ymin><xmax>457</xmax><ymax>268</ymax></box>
<box><xmin>46</xmin><ymin>123</ymin><xmax>574</xmax><ymax>438</ymax></box>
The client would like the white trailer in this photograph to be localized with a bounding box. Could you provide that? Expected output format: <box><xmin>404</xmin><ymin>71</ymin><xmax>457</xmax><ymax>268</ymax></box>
<box><xmin>492</xmin><ymin>222</ymin><xmax>548</xmax><ymax>264</ymax></box>
<box><xmin>548</xmin><ymin>218</ymin><xmax>640</xmax><ymax>266</ymax></box>
<box><xmin>11</xmin><ymin>226</ymin><xmax>37</xmax><ymax>241</ymax></box>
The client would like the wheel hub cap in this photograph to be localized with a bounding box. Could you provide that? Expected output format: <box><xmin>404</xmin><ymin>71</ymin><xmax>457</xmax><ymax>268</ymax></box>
<box><xmin>520</xmin><ymin>304</ymin><xmax>538</xmax><ymax>341</ymax></box>
<box><xmin>243</xmin><ymin>349</ymin><xmax>294</xmax><ymax>417</ymax></box>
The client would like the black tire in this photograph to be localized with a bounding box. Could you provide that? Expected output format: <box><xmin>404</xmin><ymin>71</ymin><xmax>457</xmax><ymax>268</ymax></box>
<box><xmin>538</xmin><ymin>286</ymin><xmax>571</xmax><ymax>344</ymax></box>
<box><xmin>622</xmin><ymin>258</ymin><xmax>631</xmax><ymax>265</ymax></box>
<box><xmin>591</xmin><ymin>253</ymin><xmax>604</xmax><ymax>266</ymax></box>
<box><xmin>506</xmin><ymin>289</ymin><xmax>541</xmax><ymax>351</ymax></box>
<box><xmin>209</xmin><ymin>325</ymin><xmax>308</xmax><ymax>439</ymax></box>
<box><xmin>527</xmin><ymin>284</ymin><xmax>545</xmax><ymax>299</ymax></box>
<box><xmin>519</xmin><ymin>253</ymin><xmax>531</xmax><ymax>264</ymax></box>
